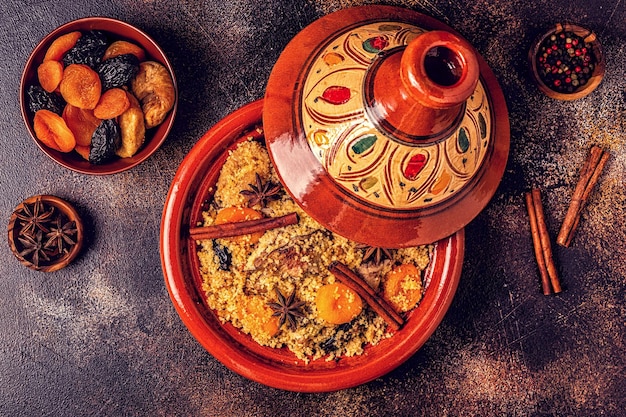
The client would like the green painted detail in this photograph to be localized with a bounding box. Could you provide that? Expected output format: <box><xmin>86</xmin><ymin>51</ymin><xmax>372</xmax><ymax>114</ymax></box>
<box><xmin>351</xmin><ymin>135</ymin><xmax>377</xmax><ymax>154</ymax></box>
<box><xmin>478</xmin><ymin>113</ymin><xmax>487</xmax><ymax>139</ymax></box>
<box><xmin>458</xmin><ymin>128</ymin><xmax>470</xmax><ymax>153</ymax></box>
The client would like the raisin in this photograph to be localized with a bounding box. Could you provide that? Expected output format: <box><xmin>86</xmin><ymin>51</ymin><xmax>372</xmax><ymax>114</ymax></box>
<box><xmin>89</xmin><ymin>119</ymin><xmax>121</xmax><ymax>164</ymax></box>
<box><xmin>212</xmin><ymin>241</ymin><xmax>232</xmax><ymax>271</ymax></box>
<box><xmin>27</xmin><ymin>85</ymin><xmax>65</xmax><ymax>115</ymax></box>
<box><xmin>62</xmin><ymin>30</ymin><xmax>108</xmax><ymax>69</ymax></box>
<box><xmin>97</xmin><ymin>53</ymin><xmax>140</xmax><ymax>90</ymax></box>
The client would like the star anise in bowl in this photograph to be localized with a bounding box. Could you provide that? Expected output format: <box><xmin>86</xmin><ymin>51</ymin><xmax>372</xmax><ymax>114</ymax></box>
<box><xmin>267</xmin><ymin>287</ymin><xmax>306</xmax><ymax>330</ymax></box>
<box><xmin>8</xmin><ymin>195</ymin><xmax>84</xmax><ymax>272</ymax></box>
<box><xmin>240</xmin><ymin>173</ymin><xmax>282</xmax><ymax>207</ymax></box>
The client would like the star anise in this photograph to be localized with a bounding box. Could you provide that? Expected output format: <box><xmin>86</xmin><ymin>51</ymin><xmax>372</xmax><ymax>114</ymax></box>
<box><xmin>357</xmin><ymin>244</ymin><xmax>395</xmax><ymax>266</ymax></box>
<box><xmin>44</xmin><ymin>216</ymin><xmax>77</xmax><ymax>254</ymax></box>
<box><xmin>240</xmin><ymin>173</ymin><xmax>282</xmax><ymax>207</ymax></box>
<box><xmin>18</xmin><ymin>230</ymin><xmax>52</xmax><ymax>267</ymax></box>
<box><xmin>15</xmin><ymin>198</ymin><xmax>55</xmax><ymax>236</ymax></box>
<box><xmin>267</xmin><ymin>287</ymin><xmax>306</xmax><ymax>330</ymax></box>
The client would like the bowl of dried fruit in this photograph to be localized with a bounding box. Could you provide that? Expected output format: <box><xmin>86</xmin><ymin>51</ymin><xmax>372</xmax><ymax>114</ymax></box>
<box><xmin>529</xmin><ymin>23</ymin><xmax>605</xmax><ymax>100</ymax></box>
<box><xmin>161</xmin><ymin>100</ymin><xmax>465</xmax><ymax>392</ymax></box>
<box><xmin>8</xmin><ymin>195</ymin><xmax>84</xmax><ymax>272</ymax></box>
<box><xmin>20</xmin><ymin>17</ymin><xmax>177</xmax><ymax>174</ymax></box>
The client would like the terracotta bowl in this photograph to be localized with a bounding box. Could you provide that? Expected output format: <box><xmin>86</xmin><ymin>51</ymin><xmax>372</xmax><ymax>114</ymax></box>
<box><xmin>160</xmin><ymin>100</ymin><xmax>465</xmax><ymax>392</ymax></box>
<box><xmin>20</xmin><ymin>17</ymin><xmax>177</xmax><ymax>175</ymax></box>
<box><xmin>529</xmin><ymin>23</ymin><xmax>604</xmax><ymax>100</ymax></box>
<box><xmin>8</xmin><ymin>195</ymin><xmax>84</xmax><ymax>272</ymax></box>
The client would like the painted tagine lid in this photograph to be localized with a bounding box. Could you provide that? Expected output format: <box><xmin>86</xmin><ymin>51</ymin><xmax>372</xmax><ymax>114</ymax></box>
<box><xmin>263</xmin><ymin>5</ymin><xmax>510</xmax><ymax>248</ymax></box>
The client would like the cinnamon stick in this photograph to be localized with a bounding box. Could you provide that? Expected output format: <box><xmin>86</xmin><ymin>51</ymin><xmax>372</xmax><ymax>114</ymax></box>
<box><xmin>557</xmin><ymin>145</ymin><xmax>610</xmax><ymax>247</ymax></box>
<box><xmin>525</xmin><ymin>189</ymin><xmax>562</xmax><ymax>294</ymax></box>
<box><xmin>189</xmin><ymin>212</ymin><xmax>299</xmax><ymax>240</ymax></box>
<box><xmin>328</xmin><ymin>261</ymin><xmax>404</xmax><ymax>331</ymax></box>
<box><xmin>525</xmin><ymin>192</ymin><xmax>551</xmax><ymax>295</ymax></box>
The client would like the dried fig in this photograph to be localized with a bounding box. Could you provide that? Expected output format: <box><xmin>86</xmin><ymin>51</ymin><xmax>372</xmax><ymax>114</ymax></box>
<box><xmin>116</xmin><ymin>92</ymin><xmax>146</xmax><ymax>158</ymax></box>
<box><xmin>130</xmin><ymin>61</ymin><xmax>175</xmax><ymax>129</ymax></box>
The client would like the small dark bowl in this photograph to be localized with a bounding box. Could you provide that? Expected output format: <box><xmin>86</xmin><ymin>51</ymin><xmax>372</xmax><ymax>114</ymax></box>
<box><xmin>529</xmin><ymin>23</ymin><xmax>605</xmax><ymax>100</ymax></box>
<box><xmin>8</xmin><ymin>195</ymin><xmax>84</xmax><ymax>272</ymax></box>
<box><xmin>20</xmin><ymin>17</ymin><xmax>178</xmax><ymax>175</ymax></box>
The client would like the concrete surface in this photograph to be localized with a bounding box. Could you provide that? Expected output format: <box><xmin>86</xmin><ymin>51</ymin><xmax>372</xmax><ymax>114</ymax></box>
<box><xmin>0</xmin><ymin>0</ymin><xmax>624</xmax><ymax>416</ymax></box>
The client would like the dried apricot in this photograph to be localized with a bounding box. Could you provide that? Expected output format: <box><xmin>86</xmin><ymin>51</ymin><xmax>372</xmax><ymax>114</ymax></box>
<box><xmin>43</xmin><ymin>31</ymin><xmax>82</xmax><ymax>62</ymax></box>
<box><xmin>33</xmin><ymin>109</ymin><xmax>76</xmax><ymax>152</ymax></box>
<box><xmin>59</xmin><ymin>64</ymin><xmax>101</xmax><ymax>110</ymax></box>
<box><xmin>74</xmin><ymin>144</ymin><xmax>90</xmax><ymax>161</ymax></box>
<box><xmin>37</xmin><ymin>60</ymin><xmax>64</xmax><ymax>93</ymax></box>
<box><xmin>93</xmin><ymin>88</ymin><xmax>130</xmax><ymax>119</ymax></box>
<box><xmin>62</xmin><ymin>104</ymin><xmax>100</xmax><ymax>147</ymax></box>
<box><xmin>103</xmin><ymin>40</ymin><xmax>146</xmax><ymax>62</ymax></box>
<box><xmin>116</xmin><ymin>92</ymin><xmax>146</xmax><ymax>158</ymax></box>
<box><xmin>214</xmin><ymin>207</ymin><xmax>264</xmax><ymax>243</ymax></box>
<box><xmin>235</xmin><ymin>295</ymin><xmax>280</xmax><ymax>338</ymax></box>
<box><xmin>316</xmin><ymin>283</ymin><xmax>363</xmax><ymax>325</ymax></box>
<box><xmin>382</xmin><ymin>264</ymin><xmax>423</xmax><ymax>313</ymax></box>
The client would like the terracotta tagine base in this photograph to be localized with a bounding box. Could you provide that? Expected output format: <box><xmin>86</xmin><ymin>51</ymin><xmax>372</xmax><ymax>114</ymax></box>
<box><xmin>264</xmin><ymin>6</ymin><xmax>510</xmax><ymax>247</ymax></box>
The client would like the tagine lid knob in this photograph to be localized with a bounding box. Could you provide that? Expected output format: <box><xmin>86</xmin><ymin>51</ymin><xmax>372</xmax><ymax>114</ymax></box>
<box><xmin>263</xmin><ymin>5</ymin><xmax>510</xmax><ymax>248</ymax></box>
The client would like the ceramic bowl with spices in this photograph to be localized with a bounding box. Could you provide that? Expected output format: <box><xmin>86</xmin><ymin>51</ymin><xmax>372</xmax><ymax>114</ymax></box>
<box><xmin>20</xmin><ymin>17</ymin><xmax>177</xmax><ymax>175</ymax></box>
<box><xmin>529</xmin><ymin>23</ymin><xmax>605</xmax><ymax>100</ymax></box>
<box><xmin>8</xmin><ymin>195</ymin><xmax>84</xmax><ymax>272</ymax></box>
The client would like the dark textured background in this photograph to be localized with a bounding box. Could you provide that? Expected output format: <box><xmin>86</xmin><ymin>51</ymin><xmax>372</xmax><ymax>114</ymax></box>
<box><xmin>1</xmin><ymin>0</ymin><xmax>624</xmax><ymax>416</ymax></box>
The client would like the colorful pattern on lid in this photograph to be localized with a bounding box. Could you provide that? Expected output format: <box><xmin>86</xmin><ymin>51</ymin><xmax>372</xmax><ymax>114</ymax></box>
<box><xmin>301</xmin><ymin>22</ymin><xmax>492</xmax><ymax>209</ymax></box>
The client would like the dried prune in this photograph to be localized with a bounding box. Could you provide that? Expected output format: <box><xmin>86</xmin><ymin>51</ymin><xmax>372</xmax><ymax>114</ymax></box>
<box><xmin>97</xmin><ymin>54</ymin><xmax>139</xmax><ymax>90</ymax></box>
<box><xmin>62</xmin><ymin>30</ymin><xmax>108</xmax><ymax>69</ymax></box>
<box><xmin>89</xmin><ymin>119</ymin><xmax>121</xmax><ymax>164</ymax></box>
<box><xmin>212</xmin><ymin>241</ymin><xmax>232</xmax><ymax>271</ymax></box>
<box><xmin>27</xmin><ymin>85</ymin><xmax>65</xmax><ymax>115</ymax></box>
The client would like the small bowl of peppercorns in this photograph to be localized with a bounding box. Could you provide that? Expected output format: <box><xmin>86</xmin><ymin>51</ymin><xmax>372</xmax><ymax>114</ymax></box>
<box><xmin>8</xmin><ymin>195</ymin><xmax>84</xmax><ymax>272</ymax></box>
<box><xmin>529</xmin><ymin>23</ymin><xmax>605</xmax><ymax>100</ymax></box>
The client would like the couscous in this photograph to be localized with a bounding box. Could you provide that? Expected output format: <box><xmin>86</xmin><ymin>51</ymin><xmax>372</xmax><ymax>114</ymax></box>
<box><xmin>195</xmin><ymin>136</ymin><xmax>432</xmax><ymax>362</ymax></box>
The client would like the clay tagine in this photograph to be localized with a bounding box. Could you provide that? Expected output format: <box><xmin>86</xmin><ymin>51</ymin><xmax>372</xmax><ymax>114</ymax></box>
<box><xmin>263</xmin><ymin>5</ymin><xmax>510</xmax><ymax>248</ymax></box>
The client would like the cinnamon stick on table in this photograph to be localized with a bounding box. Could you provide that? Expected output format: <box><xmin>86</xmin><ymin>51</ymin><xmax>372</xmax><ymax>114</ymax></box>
<box><xmin>189</xmin><ymin>212</ymin><xmax>299</xmax><ymax>240</ymax></box>
<box><xmin>525</xmin><ymin>188</ymin><xmax>562</xmax><ymax>294</ymax></box>
<box><xmin>557</xmin><ymin>145</ymin><xmax>610</xmax><ymax>247</ymax></box>
<box><xmin>329</xmin><ymin>261</ymin><xmax>404</xmax><ymax>331</ymax></box>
